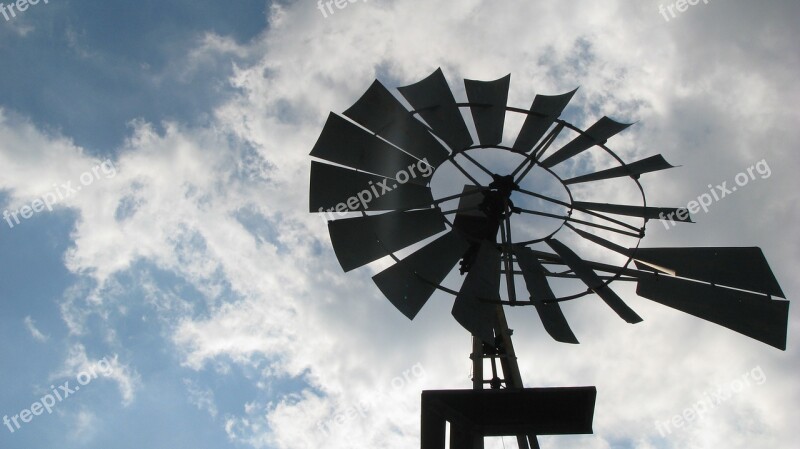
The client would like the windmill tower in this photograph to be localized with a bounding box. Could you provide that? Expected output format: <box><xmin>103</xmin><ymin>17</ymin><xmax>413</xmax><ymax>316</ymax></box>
<box><xmin>309</xmin><ymin>68</ymin><xmax>789</xmax><ymax>448</ymax></box>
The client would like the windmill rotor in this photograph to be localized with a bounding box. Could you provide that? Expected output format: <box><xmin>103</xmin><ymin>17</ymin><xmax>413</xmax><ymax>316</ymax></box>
<box><xmin>309</xmin><ymin>67</ymin><xmax>790</xmax><ymax>351</ymax></box>
<box><xmin>309</xmin><ymin>68</ymin><xmax>789</xmax><ymax>449</ymax></box>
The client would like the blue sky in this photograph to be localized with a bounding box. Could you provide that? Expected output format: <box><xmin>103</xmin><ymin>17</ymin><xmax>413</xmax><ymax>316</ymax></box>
<box><xmin>1</xmin><ymin>1</ymin><xmax>798</xmax><ymax>449</ymax></box>
<box><xmin>0</xmin><ymin>0</ymin><xmax>266</xmax><ymax>153</ymax></box>
<box><xmin>1</xmin><ymin>1</ymin><xmax>272</xmax><ymax>447</ymax></box>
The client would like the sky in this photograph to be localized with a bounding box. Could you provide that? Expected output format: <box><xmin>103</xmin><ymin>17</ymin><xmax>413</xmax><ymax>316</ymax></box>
<box><xmin>0</xmin><ymin>1</ymin><xmax>798</xmax><ymax>448</ymax></box>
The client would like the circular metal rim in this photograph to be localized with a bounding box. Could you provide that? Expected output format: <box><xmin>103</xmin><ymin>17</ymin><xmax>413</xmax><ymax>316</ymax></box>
<box><xmin>358</xmin><ymin>102</ymin><xmax>649</xmax><ymax>305</ymax></box>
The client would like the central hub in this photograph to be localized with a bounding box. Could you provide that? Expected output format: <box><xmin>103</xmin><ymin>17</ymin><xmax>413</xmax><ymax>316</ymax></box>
<box><xmin>481</xmin><ymin>174</ymin><xmax>519</xmax><ymax>220</ymax></box>
<box><xmin>430</xmin><ymin>149</ymin><xmax>572</xmax><ymax>246</ymax></box>
<box><xmin>488</xmin><ymin>174</ymin><xmax>518</xmax><ymax>199</ymax></box>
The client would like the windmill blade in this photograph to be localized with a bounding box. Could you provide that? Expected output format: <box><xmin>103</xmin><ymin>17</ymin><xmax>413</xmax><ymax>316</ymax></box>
<box><xmin>515</xmin><ymin>247</ymin><xmax>579</xmax><ymax>344</ymax></box>
<box><xmin>373</xmin><ymin>231</ymin><xmax>471</xmax><ymax>320</ymax></box>
<box><xmin>540</xmin><ymin>117</ymin><xmax>631</xmax><ymax>168</ymax></box>
<box><xmin>547</xmin><ymin>238</ymin><xmax>643</xmax><ymax>323</ymax></box>
<box><xmin>371</xmin><ymin>189</ymin><xmax>489</xmax><ymax>319</ymax></box>
<box><xmin>633</xmin><ymin>247</ymin><xmax>785</xmax><ymax>297</ymax></box>
<box><xmin>464</xmin><ymin>74</ymin><xmax>510</xmax><ymax>146</ymax></box>
<box><xmin>572</xmin><ymin>201</ymin><xmax>692</xmax><ymax>223</ymax></box>
<box><xmin>310</xmin><ymin>161</ymin><xmax>433</xmax><ymax>212</ymax></box>
<box><xmin>398</xmin><ymin>68</ymin><xmax>474</xmax><ymax>153</ymax></box>
<box><xmin>567</xmin><ymin>224</ymin><xmax>630</xmax><ymax>257</ymax></box>
<box><xmin>329</xmin><ymin>208</ymin><xmax>447</xmax><ymax>272</ymax></box>
<box><xmin>343</xmin><ymin>79</ymin><xmax>450</xmax><ymax>167</ymax></box>
<box><xmin>563</xmin><ymin>155</ymin><xmax>675</xmax><ymax>185</ymax></box>
<box><xmin>637</xmin><ymin>274</ymin><xmax>789</xmax><ymax>350</ymax></box>
<box><xmin>512</xmin><ymin>89</ymin><xmax>578</xmax><ymax>153</ymax></box>
<box><xmin>310</xmin><ymin>113</ymin><xmax>426</xmax><ymax>185</ymax></box>
<box><xmin>452</xmin><ymin>240</ymin><xmax>502</xmax><ymax>344</ymax></box>
<box><xmin>525</xmin><ymin>246</ymin><xmax>649</xmax><ymax>279</ymax></box>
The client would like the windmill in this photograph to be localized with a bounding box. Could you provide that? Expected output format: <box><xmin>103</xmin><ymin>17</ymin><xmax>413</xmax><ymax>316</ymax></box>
<box><xmin>309</xmin><ymin>68</ymin><xmax>789</xmax><ymax>448</ymax></box>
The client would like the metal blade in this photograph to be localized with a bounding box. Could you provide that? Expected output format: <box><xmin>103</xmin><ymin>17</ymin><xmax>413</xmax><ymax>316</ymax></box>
<box><xmin>329</xmin><ymin>208</ymin><xmax>447</xmax><ymax>272</ymax></box>
<box><xmin>637</xmin><ymin>274</ymin><xmax>789</xmax><ymax>350</ymax></box>
<box><xmin>547</xmin><ymin>238</ymin><xmax>643</xmax><ymax>323</ymax></box>
<box><xmin>633</xmin><ymin>247</ymin><xmax>785</xmax><ymax>297</ymax></box>
<box><xmin>568</xmin><ymin>225</ymin><xmax>630</xmax><ymax>256</ymax></box>
<box><xmin>464</xmin><ymin>74</ymin><xmax>510</xmax><ymax>146</ymax></box>
<box><xmin>572</xmin><ymin>201</ymin><xmax>692</xmax><ymax>223</ymax></box>
<box><xmin>373</xmin><ymin>231</ymin><xmax>470</xmax><ymax>320</ymax></box>
<box><xmin>452</xmin><ymin>240</ymin><xmax>502</xmax><ymax>344</ymax></box>
<box><xmin>512</xmin><ymin>89</ymin><xmax>577</xmax><ymax>153</ymax></box>
<box><xmin>515</xmin><ymin>247</ymin><xmax>579</xmax><ymax>344</ymax></box>
<box><xmin>563</xmin><ymin>155</ymin><xmax>675</xmax><ymax>185</ymax></box>
<box><xmin>343</xmin><ymin>80</ymin><xmax>450</xmax><ymax>167</ymax></box>
<box><xmin>309</xmin><ymin>161</ymin><xmax>433</xmax><ymax>212</ymax></box>
<box><xmin>310</xmin><ymin>113</ymin><xmax>426</xmax><ymax>185</ymax></box>
<box><xmin>525</xmin><ymin>247</ymin><xmax>649</xmax><ymax>279</ymax></box>
<box><xmin>541</xmin><ymin>117</ymin><xmax>631</xmax><ymax>168</ymax></box>
<box><xmin>398</xmin><ymin>68</ymin><xmax>474</xmax><ymax>152</ymax></box>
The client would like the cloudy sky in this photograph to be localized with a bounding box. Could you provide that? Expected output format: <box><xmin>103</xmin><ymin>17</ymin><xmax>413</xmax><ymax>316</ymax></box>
<box><xmin>1</xmin><ymin>1</ymin><xmax>798</xmax><ymax>448</ymax></box>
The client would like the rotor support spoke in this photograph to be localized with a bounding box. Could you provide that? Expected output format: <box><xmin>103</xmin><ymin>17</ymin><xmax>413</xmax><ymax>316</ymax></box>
<box><xmin>514</xmin><ymin>123</ymin><xmax>565</xmax><ymax>185</ymax></box>
<box><xmin>511</xmin><ymin>122</ymin><xmax>565</xmax><ymax>181</ymax></box>
<box><xmin>517</xmin><ymin>188</ymin><xmax>572</xmax><ymax>209</ymax></box>
<box><xmin>516</xmin><ymin>208</ymin><xmax>642</xmax><ymax>239</ymax></box>
<box><xmin>450</xmin><ymin>157</ymin><xmax>484</xmax><ymax>187</ymax></box>
<box><xmin>459</xmin><ymin>151</ymin><xmax>495</xmax><ymax>178</ymax></box>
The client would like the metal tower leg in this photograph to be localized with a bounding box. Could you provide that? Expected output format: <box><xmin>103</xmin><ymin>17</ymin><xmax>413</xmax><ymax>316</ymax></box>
<box><xmin>469</xmin><ymin>304</ymin><xmax>540</xmax><ymax>449</ymax></box>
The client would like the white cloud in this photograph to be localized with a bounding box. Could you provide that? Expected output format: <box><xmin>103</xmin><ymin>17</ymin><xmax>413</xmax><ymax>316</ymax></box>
<box><xmin>183</xmin><ymin>378</ymin><xmax>219</xmax><ymax>418</ymax></box>
<box><xmin>53</xmin><ymin>344</ymin><xmax>141</xmax><ymax>406</ymax></box>
<box><xmin>67</xmin><ymin>408</ymin><xmax>99</xmax><ymax>443</ymax></box>
<box><xmin>24</xmin><ymin>316</ymin><xmax>49</xmax><ymax>342</ymax></box>
<box><xmin>1</xmin><ymin>1</ymin><xmax>798</xmax><ymax>448</ymax></box>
